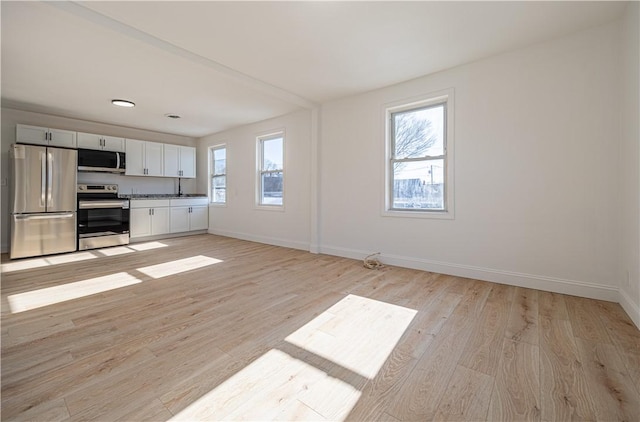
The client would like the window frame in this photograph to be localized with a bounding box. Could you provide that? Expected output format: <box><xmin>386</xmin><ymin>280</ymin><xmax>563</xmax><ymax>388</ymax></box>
<box><xmin>256</xmin><ymin>131</ymin><xmax>285</xmax><ymax>210</ymax></box>
<box><xmin>383</xmin><ymin>89</ymin><xmax>455</xmax><ymax>219</ymax></box>
<box><xmin>209</xmin><ymin>144</ymin><xmax>227</xmax><ymax>206</ymax></box>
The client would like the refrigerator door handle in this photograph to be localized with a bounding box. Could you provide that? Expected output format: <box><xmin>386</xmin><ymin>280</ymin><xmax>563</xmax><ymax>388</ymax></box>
<box><xmin>14</xmin><ymin>212</ymin><xmax>75</xmax><ymax>220</ymax></box>
<box><xmin>40</xmin><ymin>151</ymin><xmax>47</xmax><ymax>208</ymax></box>
<box><xmin>47</xmin><ymin>152</ymin><xmax>54</xmax><ymax>208</ymax></box>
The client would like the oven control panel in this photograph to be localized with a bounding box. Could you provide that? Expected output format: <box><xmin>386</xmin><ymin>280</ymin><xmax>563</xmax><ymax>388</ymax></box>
<box><xmin>77</xmin><ymin>184</ymin><xmax>118</xmax><ymax>194</ymax></box>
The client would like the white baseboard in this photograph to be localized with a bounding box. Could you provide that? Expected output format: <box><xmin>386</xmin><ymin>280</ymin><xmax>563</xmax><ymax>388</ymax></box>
<box><xmin>319</xmin><ymin>244</ymin><xmax>620</xmax><ymax>303</ymax></box>
<box><xmin>194</xmin><ymin>234</ymin><xmax>639</xmax><ymax>328</ymax></box>
<box><xmin>129</xmin><ymin>230</ymin><xmax>207</xmax><ymax>244</ymax></box>
<box><xmin>619</xmin><ymin>288</ymin><xmax>640</xmax><ymax>330</ymax></box>
<box><xmin>208</xmin><ymin>228</ymin><xmax>310</xmax><ymax>251</ymax></box>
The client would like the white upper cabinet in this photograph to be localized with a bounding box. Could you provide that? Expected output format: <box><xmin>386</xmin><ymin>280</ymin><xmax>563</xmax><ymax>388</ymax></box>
<box><xmin>125</xmin><ymin>139</ymin><xmax>145</xmax><ymax>176</ymax></box>
<box><xmin>163</xmin><ymin>144</ymin><xmax>180</xmax><ymax>178</ymax></box>
<box><xmin>126</xmin><ymin>139</ymin><xmax>164</xmax><ymax>177</ymax></box>
<box><xmin>179</xmin><ymin>146</ymin><xmax>196</xmax><ymax>178</ymax></box>
<box><xmin>163</xmin><ymin>144</ymin><xmax>196</xmax><ymax>178</ymax></box>
<box><xmin>77</xmin><ymin>132</ymin><xmax>125</xmax><ymax>152</ymax></box>
<box><xmin>145</xmin><ymin>142</ymin><xmax>164</xmax><ymax>176</ymax></box>
<box><xmin>17</xmin><ymin>124</ymin><xmax>76</xmax><ymax>149</ymax></box>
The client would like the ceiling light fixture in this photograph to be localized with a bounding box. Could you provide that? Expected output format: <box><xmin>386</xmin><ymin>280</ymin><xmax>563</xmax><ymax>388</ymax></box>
<box><xmin>111</xmin><ymin>99</ymin><xmax>135</xmax><ymax>108</ymax></box>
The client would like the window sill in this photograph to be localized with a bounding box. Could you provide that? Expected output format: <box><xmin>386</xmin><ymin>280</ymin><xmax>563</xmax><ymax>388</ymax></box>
<box><xmin>382</xmin><ymin>209</ymin><xmax>454</xmax><ymax>220</ymax></box>
<box><xmin>255</xmin><ymin>204</ymin><xmax>285</xmax><ymax>212</ymax></box>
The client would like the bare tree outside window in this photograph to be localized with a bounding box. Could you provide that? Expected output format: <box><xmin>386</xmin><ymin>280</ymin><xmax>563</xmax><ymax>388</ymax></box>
<box><xmin>394</xmin><ymin>112</ymin><xmax>438</xmax><ymax>160</ymax></box>
<box><xmin>258</xmin><ymin>134</ymin><xmax>284</xmax><ymax>206</ymax></box>
<box><xmin>390</xmin><ymin>103</ymin><xmax>446</xmax><ymax>210</ymax></box>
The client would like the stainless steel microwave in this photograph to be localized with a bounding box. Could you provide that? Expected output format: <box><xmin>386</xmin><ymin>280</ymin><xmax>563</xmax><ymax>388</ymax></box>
<box><xmin>77</xmin><ymin>149</ymin><xmax>125</xmax><ymax>173</ymax></box>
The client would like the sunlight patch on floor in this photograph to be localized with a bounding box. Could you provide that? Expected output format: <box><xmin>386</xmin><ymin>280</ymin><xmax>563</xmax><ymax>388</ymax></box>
<box><xmin>7</xmin><ymin>272</ymin><xmax>143</xmax><ymax>313</ymax></box>
<box><xmin>1</xmin><ymin>251</ymin><xmax>98</xmax><ymax>273</ymax></box>
<box><xmin>169</xmin><ymin>349</ymin><xmax>360</xmax><ymax>421</ymax></box>
<box><xmin>286</xmin><ymin>294</ymin><xmax>417</xmax><ymax>379</ymax></box>
<box><xmin>128</xmin><ymin>241</ymin><xmax>169</xmax><ymax>251</ymax></box>
<box><xmin>170</xmin><ymin>295</ymin><xmax>415</xmax><ymax>421</ymax></box>
<box><xmin>94</xmin><ymin>246</ymin><xmax>136</xmax><ymax>256</ymax></box>
<box><xmin>136</xmin><ymin>255</ymin><xmax>222</xmax><ymax>279</ymax></box>
<box><xmin>93</xmin><ymin>241</ymin><xmax>169</xmax><ymax>256</ymax></box>
<box><xmin>1</xmin><ymin>242</ymin><xmax>169</xmax><ymax>273</ymax></box>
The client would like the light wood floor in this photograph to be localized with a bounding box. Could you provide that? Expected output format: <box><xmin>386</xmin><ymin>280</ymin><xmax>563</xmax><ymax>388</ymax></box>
<box><xmin>1</xmin><ymin>235</ymin><xmax>639</xmax><ymax>421</ymax></box>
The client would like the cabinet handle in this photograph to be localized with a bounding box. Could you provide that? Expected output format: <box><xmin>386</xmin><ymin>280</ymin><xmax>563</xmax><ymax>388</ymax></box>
<box><xmin>149</xmin><ymin>209</ymin><xmax>151</xmax><ymax>216</ymax></box>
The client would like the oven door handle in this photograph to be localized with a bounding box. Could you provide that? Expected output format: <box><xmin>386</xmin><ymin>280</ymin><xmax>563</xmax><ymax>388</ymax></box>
<box><xmin>79</xmin><ymin>200</ymin><xmax>130</xmax><ymax>209</ymax></box>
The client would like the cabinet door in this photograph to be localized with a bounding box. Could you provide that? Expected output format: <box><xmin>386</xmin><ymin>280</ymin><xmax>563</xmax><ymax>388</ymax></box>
<box><xmin>179</xmin><ymin>146</ymin><xmax>196</xmax><ymax>178</ymax></box>
<box><xmin>102</xmin><ymin>136</ymin><xmax>125</xmax><ymax>152</ymax></box>
<box><xmin>125</xmin><ymin>139</ymin><xmax>146</xmax><ymax>176</ymax></box>
<box><xmin>77</xmin><ymin>132</ymin><xmax>103</xmax><ymax>150</ymax></box>
<box><xmin>189</xmin><ymin>206</ymin><xmax>209</xmax><ymax>231</ymax></box>
<box><xmin>151</xmin><ymin>207</ymin><xmax>170</xmax><ymax>235</ymax></box>
<box><xmin>16</xmin><ymin>124</ymin><xmax>49</xmax><ymax>146</ymax></box>
<box><xmin>48</xmin><ymin>128</ymin><xmax>77</xmax><ymax>148</ymax></box>
<box><xmin>163</xmin><ymin>144</ymin><xmax>180</xmax><ymax>177</ymax></box>
<box><xmin>169</xmin><ymin>206</ymin><xmax>190</xmax><ymax>233</ymax></box>
<box><xmin>130</xmin><ymin>208</ymin><xmax>152</xmax><ymax>238</ymax></box>
<box><xmin>145</xmin><ymin>142</ymin><xmax>164</xmax><ymax>177</ymax></box>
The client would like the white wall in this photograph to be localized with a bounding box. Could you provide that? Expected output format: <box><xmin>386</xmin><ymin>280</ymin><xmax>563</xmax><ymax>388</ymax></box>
<box><xmin>619</xmin><ymin>2</ymin><xmax>640</xmax><ymax>327</ymax></box>
<box><xmin>319</xmin><ymin>21</ymin><xmax>623</xmax><ymax>302</ymax></box>
<box><xmin>197</xmin><ymin>110</ymin><xmax>311</xmax><ymax>250</ymax></box>
<box><xmin>1</xmin><ymin>108</ymin><xmax>197</xmax><ymax>252</ymax></box>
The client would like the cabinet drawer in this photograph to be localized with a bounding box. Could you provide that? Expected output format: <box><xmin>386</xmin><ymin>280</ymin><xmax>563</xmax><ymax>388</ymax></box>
<box><xmin>130</xmin><ymin>199</ymin><xmax>171</xmax><ymax>208</ymax></box>
<box><xmin>170</xmin><ymin>198</ymin><xmax>208</xmax><ymax>207</ymax></box>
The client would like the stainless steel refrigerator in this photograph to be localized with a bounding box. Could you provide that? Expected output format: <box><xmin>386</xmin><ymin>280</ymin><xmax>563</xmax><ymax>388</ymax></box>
<box><xmin>10</xmin><ymin>144</ymin><xmax>77</xmax><ymax>259</ymax></box>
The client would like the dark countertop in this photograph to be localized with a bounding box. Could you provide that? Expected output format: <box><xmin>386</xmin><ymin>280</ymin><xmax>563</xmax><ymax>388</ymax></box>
<box><xmin>120</xmin><ymin>194</ymin><xmax>208</xmax><ymax>199</ymax></box>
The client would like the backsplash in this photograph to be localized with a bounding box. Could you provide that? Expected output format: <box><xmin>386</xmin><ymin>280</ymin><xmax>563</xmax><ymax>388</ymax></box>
<box><xmin>77</xmin><ymin>172</ymin><xmax>198</xmax><ymax>195</ymax></box>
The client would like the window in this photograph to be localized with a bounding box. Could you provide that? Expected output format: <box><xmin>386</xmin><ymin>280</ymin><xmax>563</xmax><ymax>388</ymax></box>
<box><xmin>257</xmin><ymin>132</ymin><xmax>284</xmax><ymax>207</ymax></box>
<box><xmin>385</xmin><ymin>91</ymin><xmax>454</xmax><ymax>217</ymax></box>
<box><xmin>210</xmin><ymin>145</ymin><xmax>226</xmax><ymax>204</ymax></box>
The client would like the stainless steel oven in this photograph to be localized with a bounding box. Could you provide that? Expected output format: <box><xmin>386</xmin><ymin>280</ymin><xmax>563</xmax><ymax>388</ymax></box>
<box><xmin>77</xmin><ymin>184</ymin><xmax>130</xmax><ymax>250</ymax></box>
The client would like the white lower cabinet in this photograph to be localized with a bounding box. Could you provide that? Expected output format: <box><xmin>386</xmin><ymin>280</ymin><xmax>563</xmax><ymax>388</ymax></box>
<box><xmin>189</xmin><ymin>206</ymin><xmax>208</xmax><ymax>231</ymax></box>
<box><xmin>131</xmin><ymin>197</ymin><xmax>207</xmax><ymax>239</ymax></box>
<box><xmin>169</xmin><ymin>198</ymin><xmax>208</xmax><ymax>233</ymax></box>
<box><xmin>130</xmin><ymin>200</ymin><xmax>171</xmax><ymax>239</ymax></box>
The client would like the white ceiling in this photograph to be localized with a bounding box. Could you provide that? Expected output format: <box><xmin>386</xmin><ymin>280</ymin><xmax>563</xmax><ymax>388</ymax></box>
<box><xmin>1</xmin><ymin>1</ymin><xmax>628</xmax><ymax>138</ymax></box>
